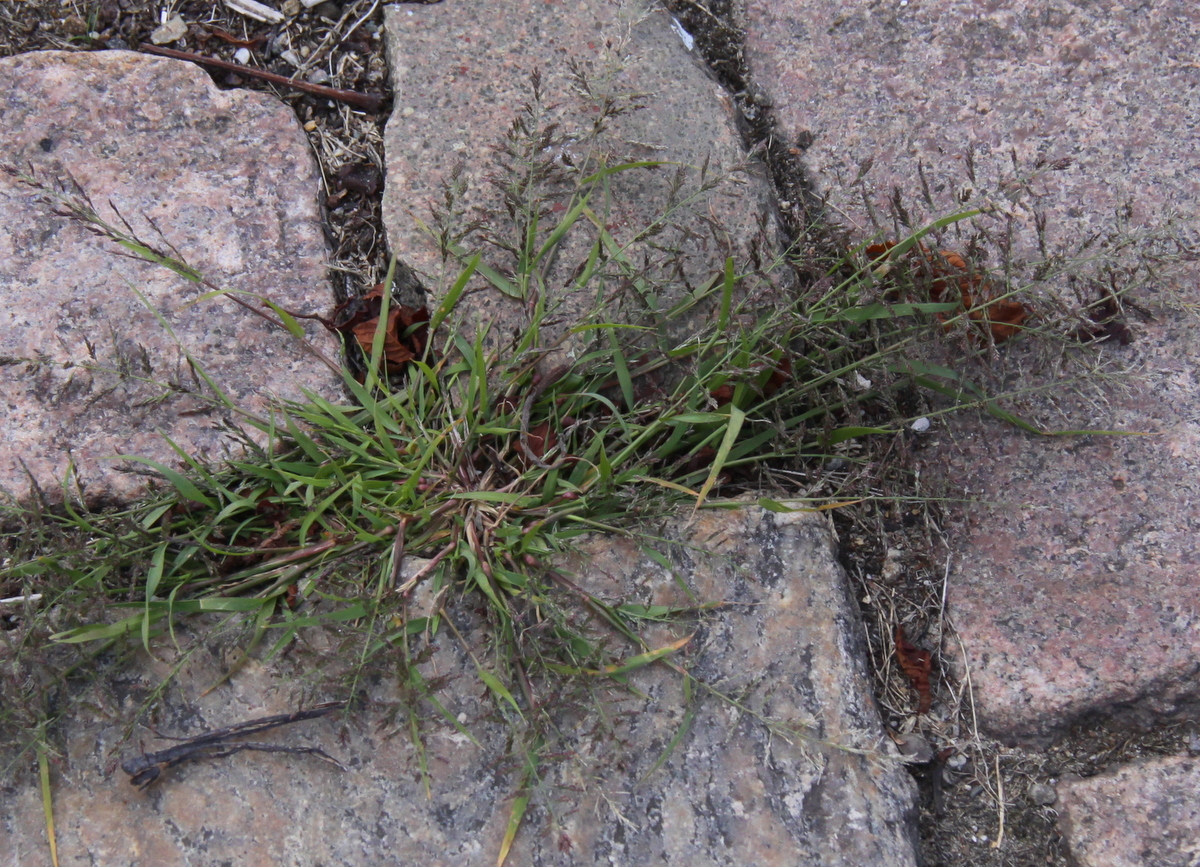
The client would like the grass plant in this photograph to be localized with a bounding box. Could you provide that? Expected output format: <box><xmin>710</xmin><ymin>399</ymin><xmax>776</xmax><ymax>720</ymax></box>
<box><xmin>1</xmin><ymin>69</ymin><xmax>1184</xmax><ymax>863</ymax></box>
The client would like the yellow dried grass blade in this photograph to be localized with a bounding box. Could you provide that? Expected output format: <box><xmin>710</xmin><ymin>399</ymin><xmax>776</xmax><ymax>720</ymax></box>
<box><xmin>37</xmin><ymin>740</ymin><xmax>59</xmax><ymax>867</ymax></box>
<box><xmin>593</xmin><ymin>634</ymin><xmax>693</xmax><ymax>676</ymax></box>
<box><xmin>496</xmin><ymin>784</ymin><xmax>530</xmax><ymax>867</ymax></box>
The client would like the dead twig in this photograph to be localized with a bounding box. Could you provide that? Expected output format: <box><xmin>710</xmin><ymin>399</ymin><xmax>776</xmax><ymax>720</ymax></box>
<box><xmin>122</xmin><ymin>700</ymin><xmax>349</xmax><ymax>789</ymax></box>
<box><xmin>138</xmin><ymin>44</ymin><xmax>384</xmax><ymax>113</ymax></box>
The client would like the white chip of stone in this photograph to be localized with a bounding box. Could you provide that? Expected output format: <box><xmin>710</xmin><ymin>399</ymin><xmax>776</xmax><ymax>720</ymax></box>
<box><xmin>233</xmin><ymin>47</ymin><xmax>251</xmax><ymax>65</ymax></box>
<box><xmin>300</xmin><ymin>0</ymin><xmax>324</xmax><ymax>6</ymax></box>
<box><xmin>854</xmin><ymin>372</ymin><xmax>872</xmax><ymax>390</ymax></box>
<box><xmin>280</xmin><ymin>49</ymin><xmax>302</xmax><ymax>67</ymax></box>
<box><xmin>149</xmin><ymin>15</ymin><xmax>188</xmax><ymax>45</ymax></box>
<box><xmin>670</xmin><ymin>17</ymin><xmax>695</xmax><ymax>52</ymax></box>
<box><xmin>224</xmin><ymin>0</ymin><xmax>286</xmax><ymax>25</ymax></box>
<box><xmin>910</xmin><ymin>417</ymin><xmax>931</xmax><ymax>433</ymax></box>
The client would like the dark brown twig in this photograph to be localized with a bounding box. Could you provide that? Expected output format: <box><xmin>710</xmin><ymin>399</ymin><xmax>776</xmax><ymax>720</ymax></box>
<box><xmin>121</xmin><ymin>700</ymin><xmax>349</xmax><ymax>789</ymax></box>
<box><xmin>138</xmin><ymin>43</ymin><xmax>384</xmax><ymax>113</ymax></box>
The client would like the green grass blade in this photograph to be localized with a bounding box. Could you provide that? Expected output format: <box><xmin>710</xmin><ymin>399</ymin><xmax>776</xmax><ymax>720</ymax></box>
<box><xmin>693</xmin><ymin>406</ymin><xmax>744</xmax><ymax>511</ymax></box>
<box><xmin>496</xmin><ymin>776</ymin><xmax>531</xmax><ymax>867</ymax></box>
<box><xmin>430</xmin><ymin>254</ymin><xmax>478</xmax><ymax>335</ymax></box>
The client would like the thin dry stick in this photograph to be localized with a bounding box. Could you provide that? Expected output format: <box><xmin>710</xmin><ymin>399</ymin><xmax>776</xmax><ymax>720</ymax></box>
<box><xmin>991</xmin><ymin>753</ymin><xmax>1006</xmax><ymax>849</ymax></box>
<box><xmin>138</xmin><ymin>43</ymin><xmax>384</xmax><ymax>112</ymax></box>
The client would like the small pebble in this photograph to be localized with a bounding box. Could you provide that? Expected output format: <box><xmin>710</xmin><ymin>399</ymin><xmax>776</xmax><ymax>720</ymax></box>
<box><xmin>307</xmin><ymin>69</ymin><xmax>331</xmax><ymax>86</ymax></box>
<box><xmin>895</xmin><ymin>732</ymin><xmax>934</xmax><ymax>764</ymax></box>
<box><xmin>149</xmin><ymin>15</ymin><xmax>188</xmax><ymax>45</ymax></box>
<box><xmin>910</xmin><ymin>416</ymin><xmax>931</xmax><ymax>433</ymax></box>
<box><xmin>233</xmin><ymin>47</ymin><xmax>251</xmax><ymax>65</ymax></box>
<box><xmin>314</xmin><ymin>1</ymin><xmax>342</xmax><ymax>20</ymax></box>
<box><xmin>280</xmin><ymin>49</ymin><xmax>302</xmax><ymax>67</ymax></box>
<box><xmin>1028</xmin><ymin>781</ymin><xmax>1057</xmax><ymax>806</ymax></box>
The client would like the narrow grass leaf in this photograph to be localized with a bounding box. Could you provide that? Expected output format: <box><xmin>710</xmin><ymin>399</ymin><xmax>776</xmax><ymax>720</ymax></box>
<box><xmin>825</xmin><ymin>426</ymin><xmax>894</xmax><ymax>445</ymax></box>
<box><xmin>114</xmin><ymin>456</ymin><xmax>215</xmax><ymax>508</ymax></box>
<box><xmin>718</xmin><ymin>257</ymin><xmax>735</xmax><ymax>332</ymax></box>
<box><xmin>478</xmin><ymin>668</ymin><xmax>523</xmax><ymax>718</ymax></box>
<box><xmin>594</xmin><ymin>634</ymin><xmax>692</xmax><ymax>676</ymax></box>
<box><xmin>37</xmin><ymin>740</ymin><xmax>59</xmax><ymax>867</ymax></box>
<box><xmin>430</xmin><ymin>254</ymin><xmax>478</xmax><ymax>334</ymax></box>
<box><xmin>259</xmin><ymin>299</ymin><xmax>308</xmax><ymax>339</ymax></box>
<box><xmin>639</xmin><ymin>674</ymin><xmax>696</xmax><ymax>783</ymax></box>
<box><xmin>496</xmin><ymin>780</ymin><xmax>531</xmax><ymax>867</ymax></box>
<box><xmin>142</xmin><ymin>542</ymin><xmax>168</xmax><ymax>651</ymax></box>
<box><xmin>693</xmin><ymin>406</ymin><xmax>744</xmax><ymax>511</ymax></box>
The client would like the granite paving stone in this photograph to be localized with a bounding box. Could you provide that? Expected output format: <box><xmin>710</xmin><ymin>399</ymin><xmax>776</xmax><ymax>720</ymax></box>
<box><xmin>741</xmin><ymin>0</ymin><xmax>1200</xmax><ymax>741</ymax></box>
<box><xmin>1057</xmin><ymin>756</ymin><xmax>1200</xmax><ymax>867</ymax></box>
<box><xmin>382</xmin><ymin>0</ymin><xmax>782</xmax><ymax>361</ymax></box>
<box><xmin>0</xmin><ymin>509</ymin><xmax>920</xmax><ymax>866</ymax></box>
<box><xmin>0</xmin><ymin>50</ymin><xmax>340</xmax><ymax>505</ymax></box>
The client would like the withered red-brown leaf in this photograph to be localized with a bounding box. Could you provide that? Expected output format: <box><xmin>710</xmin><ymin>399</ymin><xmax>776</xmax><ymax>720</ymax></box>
<box><xmin>203</xmin><ymin>26</ymin><xmax>269</xmax><ymax>49</ymax></box>
<box><xmin>894</xmin><ymin>626</ymin><xmax>933</xmax><ymax>713</ymax></box>
<box><xmin>351</xmin><ymin>308</ymin><xmax>415</xmax><ymax>366</ymax></box>
<box><xmin>761</xmin><ymin>355</ymin><xmax>793</xmax><ymax>398</ymax></box>
<box><xmin>339</xmin><ymin>284</ymin><xmax>431</xmax><ymax>368</ymax></box>
<box><xmin>709</xmin><ymin>383</ymin><xmax>735</xmax><ymax>404</ymax></box>
<box><xmin>524</xmin><ymin>421</ymin><xmax>557</xmax><ymax>461</ymax></box>
<box><xmin>866</xmin><ymin>242</ymin><xmax>1030</xmax><ymax>343</ymax></box>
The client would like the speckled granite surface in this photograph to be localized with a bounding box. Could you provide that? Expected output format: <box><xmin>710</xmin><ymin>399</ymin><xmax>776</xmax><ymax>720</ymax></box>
<box><xmin>0</xmin><ymin>51</ymin><xmax>340</xmax><ymax>505</ymax></box>
<box><xmin>382</xmin><ymin>0</ymin><xmax>782</xmax><ymax>360</ymax></box>
<box><xmin>742</xmin><ymin>0</ymin><xmax>1200</xmax><ymax>740</ymax></box>
<box><xmin>1057</xmin><ymin>756</ymin><xmax>1200</xmax><ymax>867</ymax></box>
<box><xmin>0</xmin><ymin>509</ymin><xmax>919</xmax><ymax>866</ymax></box>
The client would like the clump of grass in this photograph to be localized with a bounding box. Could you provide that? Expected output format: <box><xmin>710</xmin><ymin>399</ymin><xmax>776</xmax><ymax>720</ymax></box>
<box><xmin>2</xmin><ymin>69</ymin><xmax>1155</xmax><ymax>860</ymax></box>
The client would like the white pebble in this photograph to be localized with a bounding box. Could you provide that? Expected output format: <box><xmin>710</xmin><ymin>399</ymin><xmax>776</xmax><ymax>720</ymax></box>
<box><xmin>233</xmin><ymin>47</ymin><xmax>251</xmax><ymax>65</ymax></box>
<box><xmin>910</xmin><ymin>417</ymin><xmax>931</xmax><ymax>433</ymax></box>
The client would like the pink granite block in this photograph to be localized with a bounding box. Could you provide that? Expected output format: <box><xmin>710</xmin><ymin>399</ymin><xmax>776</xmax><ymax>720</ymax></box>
<box><xmin>0</xmin><ymin>509</ymin><xmax>919</xmax><ymax>866</ymax></box>
<box><xmin>742</xmin><ymin>0</ymin><xmax>1200</xmax><ymax>739</ymax></box>
<box><xmin>1058</xmin><ymin>756</ymin><xmax>1200</xmax><ymax>867</ymax></box>
<box><xmin>382</xmin><ymin>0</ymin><xmax>781</xmax><ymax>357</ymax></box>
<box><xmin>0</xmin><ymin>51</ymin><xmax>340</xmax><ymax>505</ymax></box>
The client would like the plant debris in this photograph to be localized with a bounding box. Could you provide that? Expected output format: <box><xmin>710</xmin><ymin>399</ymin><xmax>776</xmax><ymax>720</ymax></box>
<box><xmin>122</xmin><ymin>700</ymin><xmax>348</xmax><ymax>789</ymax></box>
